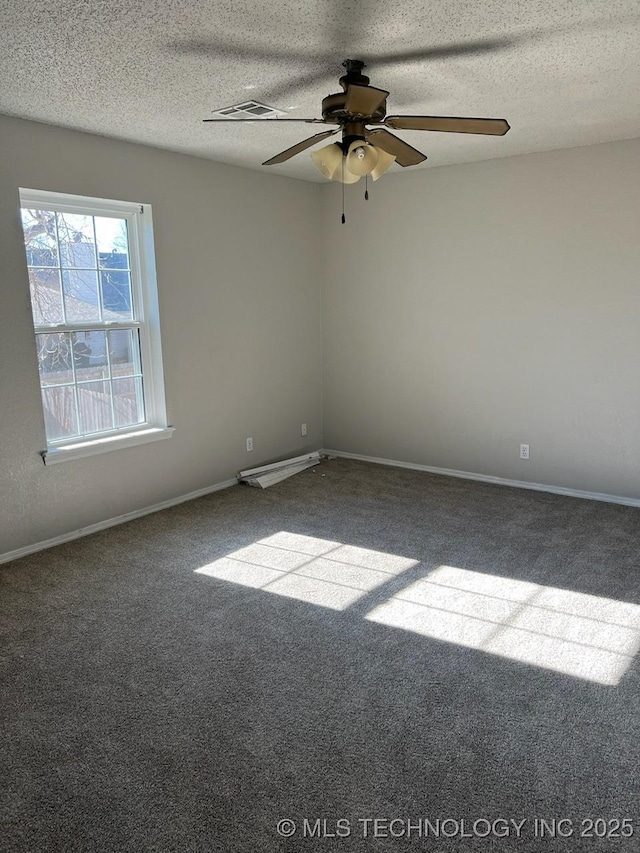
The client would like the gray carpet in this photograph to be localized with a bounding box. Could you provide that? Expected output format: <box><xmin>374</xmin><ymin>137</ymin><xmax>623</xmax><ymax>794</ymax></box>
<box><xmin>2</xmin><ymin>458</ymin><xmax>639</xmax><ymax>852</ymax></box>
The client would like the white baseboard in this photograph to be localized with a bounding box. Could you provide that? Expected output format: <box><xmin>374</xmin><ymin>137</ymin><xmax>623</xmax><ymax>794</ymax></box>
<box><xmin>322</xmin><ymin>449</ymin><xmax>640</xmax><ymax>509</ymax></box>
<box><xmin>0</xmin><ymin>477</ymin><xmax>239</xmax><ymax>566</ymax></box>
<box><xmin>4</xmin><ymin>452</ymin><xmax>638</xmax><ymax>566</ymax></box>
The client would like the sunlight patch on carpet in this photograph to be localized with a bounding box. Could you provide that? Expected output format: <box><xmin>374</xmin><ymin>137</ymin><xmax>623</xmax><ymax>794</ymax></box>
<box><xmin>366</xmin><ymin>565</ymin><xmax>640</xmax><ymax>685</ymax></box>
<box><xmin>195</xmin><ymin>532</ymin><xmax>419</xmax><ymax>610</ymax></box>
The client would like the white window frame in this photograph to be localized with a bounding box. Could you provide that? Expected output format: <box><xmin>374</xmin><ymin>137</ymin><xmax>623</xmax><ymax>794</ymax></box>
<box><xmin>19</xmin><ymin>188</ymin><xmax>173</xmax><ymax>465</ymax></box>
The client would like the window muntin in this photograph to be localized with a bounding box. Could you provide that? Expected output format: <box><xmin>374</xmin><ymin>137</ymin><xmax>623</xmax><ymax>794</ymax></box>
<box><xmin>19</xmin><ymin>191</ymin><xmax>167</xmax><ymax>453</ymax></box>
<box><xmin>34</xmin><ymin>329</ymin><xmax>145</xmax><ymax>440</ymax></box>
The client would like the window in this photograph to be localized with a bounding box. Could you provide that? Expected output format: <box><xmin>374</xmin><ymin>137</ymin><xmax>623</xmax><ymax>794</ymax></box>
<box><xmin>19</xmin><ymin>189</ymin><xmax>172</xmax><ymax>464</ymax></box>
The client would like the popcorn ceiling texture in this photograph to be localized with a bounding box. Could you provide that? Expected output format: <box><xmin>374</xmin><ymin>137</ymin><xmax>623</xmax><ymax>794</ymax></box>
<box><xmin>1</xmin><ymin>0</ymin><xmax>639</xmax><ymax>180</ymax></box>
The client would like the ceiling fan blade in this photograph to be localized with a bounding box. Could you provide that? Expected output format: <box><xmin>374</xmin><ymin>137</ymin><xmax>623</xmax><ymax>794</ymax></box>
<box><xmin>262</xmin><ymin>130</ymin><xmax>338</xmax><ymax>165</ymax></box>
<box><xmin>385</xmin><ymin>116</ymin><xmax>510</xmax><ymax>135</ymax></box>
<box><xmin>344</xmin><ymin>84</ymin><xmax>389</xmax><ymax>116</ymax></box>
<box><xmin>367</xmin><ymin>129</ymin><xmax>427</xmax><ymax>167</ymax></box>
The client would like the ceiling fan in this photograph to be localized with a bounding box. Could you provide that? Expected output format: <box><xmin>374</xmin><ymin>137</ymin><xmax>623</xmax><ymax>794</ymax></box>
<box><xmin>204</xmin><ymin>59</ymin><xmax>510</xmax><ymax>184</ymax></box>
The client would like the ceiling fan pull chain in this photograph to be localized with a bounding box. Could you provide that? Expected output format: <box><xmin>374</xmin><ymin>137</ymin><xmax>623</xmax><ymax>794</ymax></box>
<box><xmin>365</xmin><ymin>174</ymin><xmax>369</xmax><ymax>201</ymax></box>
<box><xmin>341</xmin><ymin>159</ymin><xmax>346</xmax><ymax>223</ymax></box>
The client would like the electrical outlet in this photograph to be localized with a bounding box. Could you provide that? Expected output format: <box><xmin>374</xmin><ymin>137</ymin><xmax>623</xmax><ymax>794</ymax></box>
<box><xmin>246</xmin><ymin>437</ymin><xmax>253</xmax><ymax>452</ymax></box>
<box><xmin>301</xmin><ymin>423</ymin><xmax>308</xmax><ymax>437</ymax></box>
<box><xmin>520</xmin><ymin>444</ymin><xmax>530</xmax><ymax>460</ymax></box>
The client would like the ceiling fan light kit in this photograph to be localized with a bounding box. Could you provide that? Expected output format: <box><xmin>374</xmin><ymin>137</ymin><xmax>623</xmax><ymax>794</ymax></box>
<box><xmin>205</xmin><ymin>58</ymin><xmax>510</xmax><ymax>218</ymax></box>
<box><xmin>311</xmin><ymin>138</ymin><xmax>394</xmax><ymax>183</ymax></box>
<box><xmin>369</xmin><ymin>147</ymin><xmax>397</xmax><ymax>181</ymax></box>
<box><xmin>345</xmin><ymin>140</ymin><xmax>379</xmax><ymax>176</ymax></box>
<box><xmin>310</xmin><ymin>143</ymin><xmax>343</xmax><ymax>179</ymax></box>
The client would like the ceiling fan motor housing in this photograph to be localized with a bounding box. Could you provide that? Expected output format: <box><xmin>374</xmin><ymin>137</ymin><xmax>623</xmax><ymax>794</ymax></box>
<box><xmin>342</xmin><ymin>123</ymin><xmax>373</xmax><ymax>157</ymax></box>
<box><xmin>321</xmin><ymin>93</ymin><xmax>387</xmax><ymax>125</ymax></box>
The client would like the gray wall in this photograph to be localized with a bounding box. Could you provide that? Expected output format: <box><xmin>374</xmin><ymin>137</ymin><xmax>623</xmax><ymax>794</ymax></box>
<box><xmin>3</xmin><ymin>116</ymin><xmax>639</xmax><ymax>558</ymax></box>
<box><xmin>1</xmin><ymin>114</ymin><xmax>322</xmax><ymax>554</ymax></box>
<box><xmin>320</xmin><ymin>138</ymin><xmax>640</xmax><ymax>499</ymax></box>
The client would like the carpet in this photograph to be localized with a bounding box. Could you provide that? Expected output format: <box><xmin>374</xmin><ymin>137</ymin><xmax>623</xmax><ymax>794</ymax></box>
<box><xmin>2</xmin><ymin>458</ymin><xmax>639</xmax><ymax>852</ymax></box>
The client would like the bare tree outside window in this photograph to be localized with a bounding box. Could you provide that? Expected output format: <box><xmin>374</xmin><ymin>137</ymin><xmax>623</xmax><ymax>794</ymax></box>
<box><xmin>20</xmin><ymin>205</ymin><xmax>145</xmax><ymax>442</ymax></box>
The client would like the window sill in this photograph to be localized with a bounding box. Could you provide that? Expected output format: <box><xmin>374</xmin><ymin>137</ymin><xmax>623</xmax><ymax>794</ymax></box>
<box><xmin>42</xmin><ymin>426</ymin><xmax>175</xmax><ymax>466</ymax></box>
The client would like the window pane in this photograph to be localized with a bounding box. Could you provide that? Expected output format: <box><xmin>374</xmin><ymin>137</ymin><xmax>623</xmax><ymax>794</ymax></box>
<box><xmin>108</xmin><ymin>329</ymin><xmax>140</xmax><ymax>376</ymax></box>
<box><xmin>73</xmin><ymin>331</ymin><xmax>108</xmax><ymax>382</ymax></box>
<box><xmin>100</xmin><ymin>269</ymin><xmax>132</xmax><ymax>319</ymax></box>
<box><xmin>77</xmin><ymin>381</ymin><xmax>113</xmax><ymax>434</ymax></box>
<box><xmin>36</xmin><ymin>333</ymin><xmax>73</xmax><ymax>386</ymax></box>
<box><xmin>21</xmin><ymin>209</ymin><xmax>58</xmax><ymax>266</ymax></box>
<box><xmin>57</xmin><ymin>212</ymin><xmax>96</xmax><ymax>268</ymax></box>
<box><xmin>95</xmin><ymin>217</ymin><xmax>129</xmax><ymax>259</ymax></box>
<box><xmin>29</xmin><ymin>268</ymin><xmax>64</xmax><ymax>325</ymax></box>
<box><xmin>62</xmin><ymin>269</ymin><xmax>101</xmax><ymax>321</ymax></box>
<box><xmin>42</xmin><ymin>385</ymin><xmax>78</xmax><ymax>440</ymax></box>
<box><xmin>113</xmin><ymin>377</ymin><xmax>144</xmax><ymax>427</ymax></box>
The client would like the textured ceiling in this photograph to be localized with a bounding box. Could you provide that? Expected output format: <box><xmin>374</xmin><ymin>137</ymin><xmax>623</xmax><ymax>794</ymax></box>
<box><xmin>1</xmin><ymin>0</ymin><xmax>639</xmax><ymax>182</ymax></box>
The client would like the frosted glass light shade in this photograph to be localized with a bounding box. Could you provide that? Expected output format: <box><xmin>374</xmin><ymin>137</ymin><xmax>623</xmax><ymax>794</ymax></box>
<box><xmin>346</xmin><ymin>141</ymin><xmax>379</xmax><ymax>177</ymax></box>
<box><xmin>311</xmin><ymin>143</ymin><xmax>343</xmax><ymax>179</ymax></box>
<box><xmin>311</xmin><ymin>143</ymin><xmax>361</xmax><ymax>183</ymax></box>
<box><xmin>370</xmin><ymin>147</ymin><xmax>396</xmax><ymax>180</ymax></box>
<box><xmin>334</xmin><ymin>165</ymin><xmax>361</xmax><ymax>184</ymax></box>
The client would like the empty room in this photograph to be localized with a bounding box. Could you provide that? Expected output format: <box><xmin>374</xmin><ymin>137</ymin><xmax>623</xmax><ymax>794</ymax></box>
<box><xmin>1</xmin><ymin>2</ymin><xmax>639</xmax><ymax>851</ymax></box>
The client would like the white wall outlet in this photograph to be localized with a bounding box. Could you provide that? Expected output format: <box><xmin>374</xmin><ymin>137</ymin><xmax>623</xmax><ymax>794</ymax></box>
<box><xmin>246</xmin><ymin>437</ymin><xmax>253</xmax><ymax>452</ymax></box>
<box><xmin>301</xmin><ymin>423</ymin><xmax>308</xmax><ymax>437</ymax></box>
<box><xmin>520</xmin><ymin>444</ymin><xmax>530</xmax><ymax>460</ymax></box>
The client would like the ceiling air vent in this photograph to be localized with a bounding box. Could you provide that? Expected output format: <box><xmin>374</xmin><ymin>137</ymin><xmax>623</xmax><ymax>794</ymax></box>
<box><xmin>210</xmin><ymin>100</ymin><xmax>288</xmax><ymax>119</ymax></box>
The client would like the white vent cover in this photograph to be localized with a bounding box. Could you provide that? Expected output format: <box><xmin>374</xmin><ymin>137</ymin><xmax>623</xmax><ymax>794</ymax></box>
<box><xmin>238</xmin><ymin>452</ymin><xmax>321</xmax><ymax>488</ymax></box>
<box><xmin>210</xmin><ymin>100</ymin><xmax>288</xmax><ymax>120</ymax></box>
